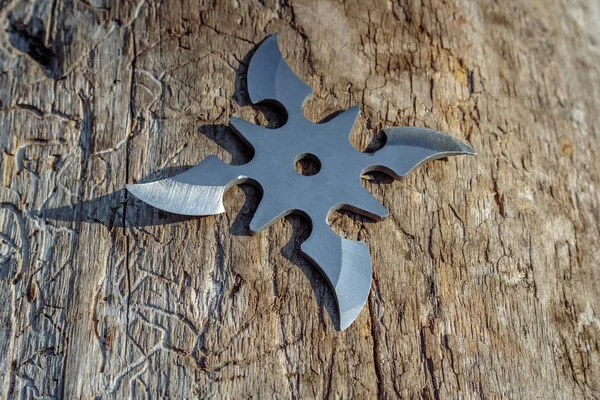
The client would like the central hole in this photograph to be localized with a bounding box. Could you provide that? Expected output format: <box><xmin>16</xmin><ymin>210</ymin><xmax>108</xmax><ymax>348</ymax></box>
<box><xmin>294</xmin><ymin>153</ymin><xmax>321</xmax><ymax>176</ymax></box>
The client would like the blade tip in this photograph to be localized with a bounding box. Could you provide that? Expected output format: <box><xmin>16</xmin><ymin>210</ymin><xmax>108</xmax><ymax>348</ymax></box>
<box><xmin>248</xmin><ymin>222</ymin><xmax>265</xmax><ymax>236</ymax></box>
<box><xmin>347</xmin><ymin>105</ymin><xmax>360</xmax><ymax>115</ymax></box>
<box><xmin>463</xmin><ymin>144</ymin><xmax>477</xmax><ymax>155</ymax></box>
<box><xmin>334</xmin><ymin>238</ymin><xmax>372</xmax><ymax>330</ymax></box>
<box><xmin>338</xmin><ymin>304</ymin><xmax>366</xmax><ymax>331</ymax></box>
<box><xmin>339</xmin><ymin>317</ymin><xmax>353</xmax><ymax>331</ymax></box>
<box><xmin>126</xmin><ymin>179</ymin><xmax>227</xmax><ymax>216</ymax></box>
<box><xmin>454</xmin><ymin>139</ymin><xmax>476</xmax><ymax>155</ymax></box>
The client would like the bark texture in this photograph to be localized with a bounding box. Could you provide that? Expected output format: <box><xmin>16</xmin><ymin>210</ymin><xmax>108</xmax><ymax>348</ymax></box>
<box><xmin>0</xmin><ymin>0</ymin><xmax>599</xmax><ymax>398</ymax></box>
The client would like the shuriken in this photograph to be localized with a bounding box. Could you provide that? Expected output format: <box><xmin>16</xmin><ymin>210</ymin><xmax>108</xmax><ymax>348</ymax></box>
<box><xmin>126</xmin><ymin>34</ymin><xmax>475</xmax><ymax>330</ymax></box>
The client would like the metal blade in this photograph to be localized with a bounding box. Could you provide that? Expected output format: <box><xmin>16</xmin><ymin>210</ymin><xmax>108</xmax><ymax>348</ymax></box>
<box><xmin>126</xmin><ymin>179</ymin><xmax>227</xmax><ymax>216</ymax></box>
<box><xmin>363</xmin><ymin>127</ymin><xmax>476</xmax><ymax>179</ymax></box>
<box><xmin>247</xmin><ymin>34</ymin><xmax>313</xmax><ymax>116</ymax></box>
<box><xmin>300</xmin><ymin>221</ymin><xmax>372</xmax><ymax>330</ymax></box>
<box><xmin>125</xmin><ymin>34</ymin><xmax>476</xmax><ymax>331</ymax></box>
<box><xmin>126</xmin><ymin>156</ymin><xmax>247</xmax><ymax>216</ymax></box>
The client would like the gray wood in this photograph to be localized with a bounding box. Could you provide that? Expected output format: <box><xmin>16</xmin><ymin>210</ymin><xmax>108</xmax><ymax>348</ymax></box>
<box><xmin>0</xmin><ymin>0</ymin><xmax>599</xmax><ymax>398</ymax></box>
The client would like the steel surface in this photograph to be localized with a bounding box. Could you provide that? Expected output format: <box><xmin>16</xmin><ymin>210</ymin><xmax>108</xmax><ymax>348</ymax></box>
<box><xmin>127</xmin><ymin>34</ymin><xmax>475</xmax><ymax>330</ymax></box>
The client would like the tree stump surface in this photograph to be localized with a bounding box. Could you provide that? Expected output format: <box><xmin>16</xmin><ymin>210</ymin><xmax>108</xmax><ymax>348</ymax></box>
<box><xmin>0</xmin><ymin>0</ymin><xmax>599</xmax><ymax>398</ymax></box>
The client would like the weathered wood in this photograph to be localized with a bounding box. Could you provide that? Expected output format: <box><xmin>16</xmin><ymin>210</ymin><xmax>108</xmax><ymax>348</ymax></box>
<box><xmin>1</xmin><ymin>0</ymin><xmax>599</xmax><ymax>398</ymax></box>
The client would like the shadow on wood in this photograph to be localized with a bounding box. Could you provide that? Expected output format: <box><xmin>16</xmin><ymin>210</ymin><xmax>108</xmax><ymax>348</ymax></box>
<box><xmin>40</xmin><ymin>39</ymin><xmax>384</xmax><ymax>334</ymax></box>
<box><xmin>41</xmin><ymin>170</ymin><xmax>340</xmax><ymax>329</ymax></box>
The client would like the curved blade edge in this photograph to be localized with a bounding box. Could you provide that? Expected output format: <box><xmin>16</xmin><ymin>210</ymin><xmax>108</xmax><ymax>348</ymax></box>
<box><xmin>336</xmin><ymin>238</ymin><xmax>373</xmax><ymax>330</ymax></box>
<box><xmin>247</xmin><ymin>34</ymin><xmax>313</xmax><ymax>112</ymax></box>
<box><xmin>126</xmin><ymin>179</ymin><xmax>226</xmax><ymax>216</ymax></box>
<box><xmin>300</xmin><ymin>226</ymin><xmax>372</xmax><ymax>330</ymax></box>
<box><xmin>365</xmin><ymin>127</ymin><xmax>476</xmax><ymax>179</ymax></box>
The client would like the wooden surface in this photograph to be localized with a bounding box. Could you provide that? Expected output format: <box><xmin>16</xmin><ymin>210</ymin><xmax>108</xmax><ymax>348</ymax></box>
<box><xmin>1</xmin><ymin>0</ymin><xmax>599</xmax><ymax>398</ymax></box>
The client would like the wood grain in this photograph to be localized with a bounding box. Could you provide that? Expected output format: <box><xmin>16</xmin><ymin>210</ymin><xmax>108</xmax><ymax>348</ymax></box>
<box><xmin>0</xmin><ymin>0</ymin><xmax>599</xmax><ymax>398</ymax></box>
